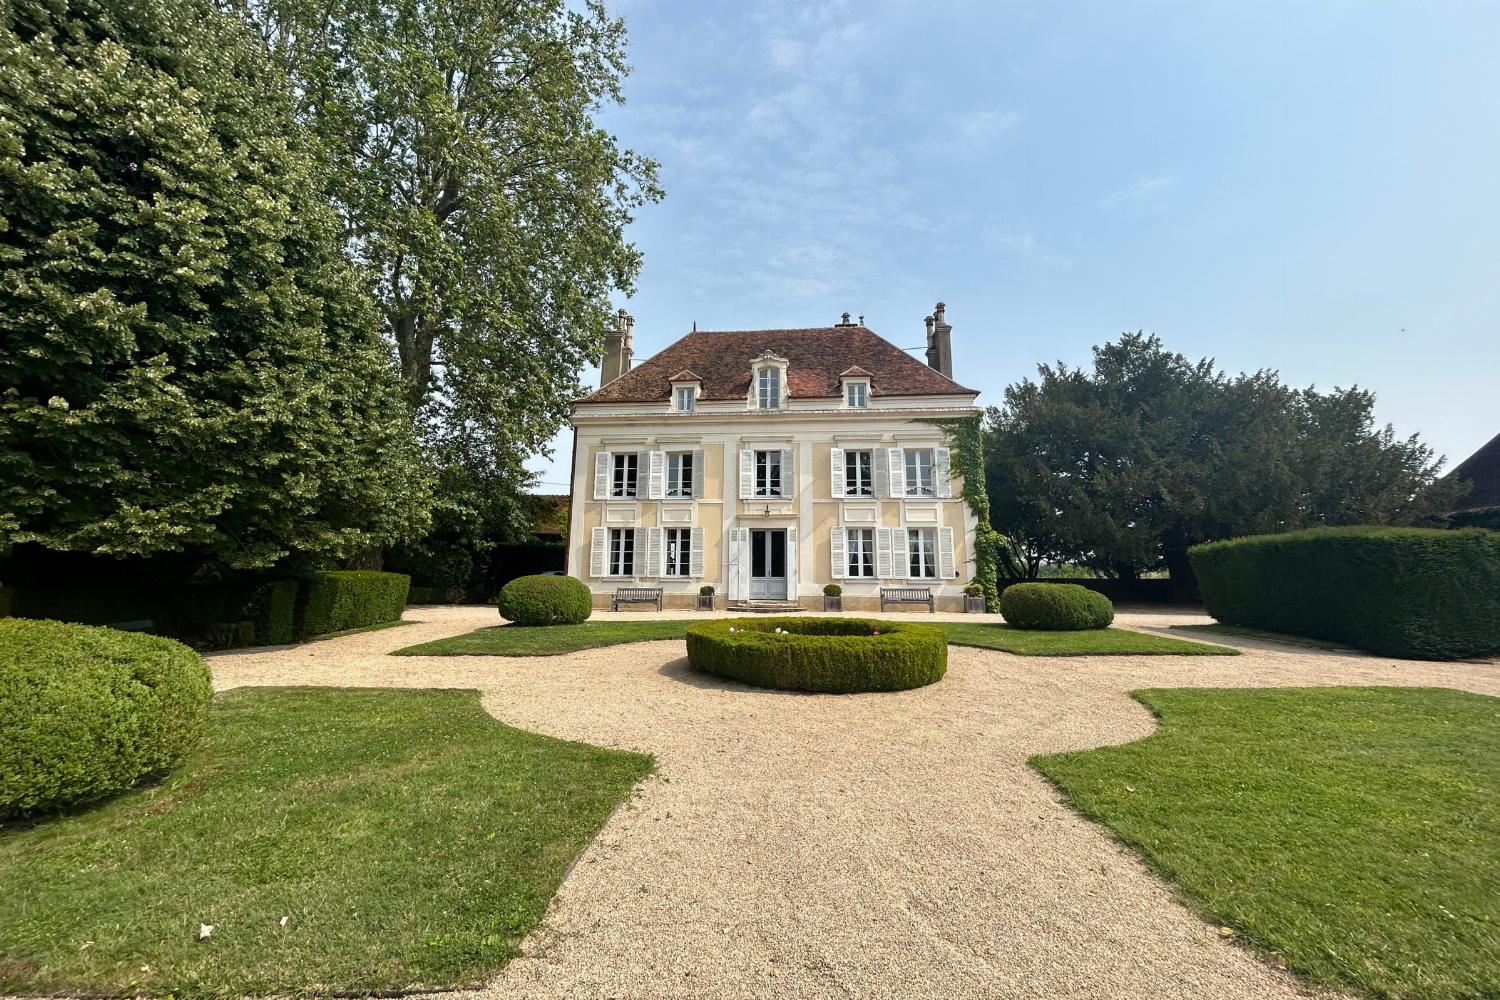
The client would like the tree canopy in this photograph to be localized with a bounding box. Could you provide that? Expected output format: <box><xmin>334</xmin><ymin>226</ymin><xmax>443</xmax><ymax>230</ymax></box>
<box><xmin>229</xmin><ymin>0</ymin><xmax>663</xmax><ymax>521</ymax></box>
<box><xmin>984</xmin><ymin>333</ymin><xmax>1462</xmax><ymax>591</ymax></box>
<box><xmin>0</xmin><ymin>0</ymin><xmax>431</xmax><ymax>570</ymax></box>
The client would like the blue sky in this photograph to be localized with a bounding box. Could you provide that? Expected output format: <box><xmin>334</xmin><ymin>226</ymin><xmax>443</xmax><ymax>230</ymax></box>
<box><xmin>527</xmin><ymin>0</ymin><xmax>1500</xmax><ymax>492</ymax></box>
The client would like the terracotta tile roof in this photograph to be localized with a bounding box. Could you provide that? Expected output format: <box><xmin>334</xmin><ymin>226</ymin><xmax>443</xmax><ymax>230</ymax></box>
<box><xmin>580</xmin><ymin>326</ymin><xmax>977</xmax><ymax>404</ymax></box>
<box><xmin>1449</xmin><ymin>431</ymin><xmax>1500</xmax><ymax>510</ymax></box>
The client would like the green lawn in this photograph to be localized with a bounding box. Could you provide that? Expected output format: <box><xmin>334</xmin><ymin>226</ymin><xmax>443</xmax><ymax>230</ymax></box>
<box><xmin>1032</xmin><ymin>687</ymin><xmax>1500</xmax><ymax>1000</ymax></box>
<box><xmin>0</xmin><ymin>688</ymin><xmax>652</xmax><ymax>997</ymax></box>
<box><xmin>939</xmin><ymin>622</ymin><xmax>1236</xmax><ymax>656</ymax></box>
<box><xmin>396</xmin><ymin>619</ymin><xmax>1232</xmax><ymax>657</ymax></box>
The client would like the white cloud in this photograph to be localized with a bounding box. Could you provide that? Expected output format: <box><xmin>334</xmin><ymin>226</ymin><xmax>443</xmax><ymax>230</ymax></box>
<box><xmin>1099</xmin><ymin>173</ymin><xmax>1178</xmax><ymax>207</ymax></box>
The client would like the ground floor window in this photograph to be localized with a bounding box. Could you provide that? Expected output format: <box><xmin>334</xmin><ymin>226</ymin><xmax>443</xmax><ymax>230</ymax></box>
<box><xmin>908</xmin><ymin>528</ymin><xmax>937</xmax><ymax>579</ymax></box>
<box><xmin>664</xmin><ymin>527</ymin><xmax>692</xmax><ymax>576</ymax></box>
<box><xmin>609</xmin><ymin>528</ymin><xmax>635</xmax><ymax>576</ymax></box>
<box><xmin>847</xmin><ymin>528</ymin><xmax>875</xmax><ymax>577</ymax></box>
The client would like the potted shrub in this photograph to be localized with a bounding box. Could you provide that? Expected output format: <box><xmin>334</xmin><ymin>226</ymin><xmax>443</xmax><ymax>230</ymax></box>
<box><xmin>964</xmin><ymin>581</ymin><xmax>986</xmax><ymax>614</ymax></box>
<box><xmin>823</xmin><ymin>582</ymin><xmax>843</xmax><ymax>612</ymax></box>
<box><xmin>697</xmin><ymin>584</ymin><xmax>715</xmax><ymax>611</ymax></box>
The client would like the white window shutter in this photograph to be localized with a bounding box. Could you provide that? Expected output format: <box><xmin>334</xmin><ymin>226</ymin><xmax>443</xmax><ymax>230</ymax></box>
<box><xmin>781</xmin><ymin>448</ymin><xmax>795</xmax><ymax>498</ymax></box>
<box><xmin>938</xmin><ymin>526</ymin><xmax>955</xmax><ymax>578</ymax></box>
<box><xmin>647</xmin><ymin>451</ymin><xmax>665</xmax><ymax>500</ymax></box>
<box><xmin>690</xmin><ymin>527</ymin><xmax>704</xmax><ymax>577</ymax></box>
<box><xmin>692</xmin><ymin>448</ymin><xmax>704</xmax><ymax>498</ymax></box>
<box><xmin>873</xmin><ymin>452</ymin><xmax>888</xmax><ymax>498</ymax></box>
<box><xmin>934</xmin><ymin>446</ymin><xmax>952</xmax><ymax>499</ymax></box>
<box><xmin>875</xmin><ymin>527</ymin><xmax>893</xmax><ymax>579</ymax></box>
<box><xmin>739</xmin><ymin>449</ymin><xmax>754</xmax><ymax>499</ymax></box>
<box><xmin>590</xmin><ymin>527</ymin><xmax>607</xmax><ymax>577</ymax></box>
<box><xmin>727</xmin><ymin>529</ymin><xmax>741</xmax><ymax>599</ymax></box>
<box><xmin>830</xmin><ymin>448</ymin><xmax>844</xmax><ymax>497</ymax></box>
<box><xmin>898</xmin><ymin>528</ymin><xmax>913</xmax><ymax>579</ymax></box>
<box><xmin>887</xmin><ymin>448</ymin><xmax>905</xmax><ymax>498</ymax></box>
<box><xmin>829</xmin><ymin>526</ymin><xmax>846</xmax><ymax>580</ymax></box>
<box><xmin>785</xmin><ymin>525</ymin><xmax>797</xmax><ymax>592</ymax></box>
<box><xmin>641</xmin><ymin>526</ymin><xmax>660</xmax><ymax>578</ymax></box>
<box><xmin>736</xmin><ymin>529</ymin><xmax>751</xmax><ymax>598</ymax></box>
<box><xmin>593</xmin><ymin>451</ymin><xmax>610</xmax><ymax>500</ymax></box>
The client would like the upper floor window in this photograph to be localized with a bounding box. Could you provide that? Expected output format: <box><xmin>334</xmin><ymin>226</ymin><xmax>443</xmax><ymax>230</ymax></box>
<box><xmin>666</xmin><ymin>452</ymin><xmax>694</xmax><ymax>498</ymax></box>
<box><xmin>845</xmin><ymin>382</ymin><xmax>867</xmax><ymax>408</ymax></box>
<box><xmin>845</xmin><ymin>450</ymin><xmax>873</xmax><ymax>497</ymax></box>
<box><xmin>756</xmin><ymin>367</ymin><xmax>781</xmax><ymax>409</ymax></box>
<box><xmin>674</xmin><ymin>386</ymin><xmax>695</xmax><ymax>412</ymax></box>
<box><xmin>611</xmin><ymin>452</ymin><xmax>638</xmax><ymax>498</ymax></box>
<box><xmin>755</xmin><ymin>449</ymin><xmax>783</xmax><ymax>496</ymax></box>
<box><xmin>904</xmin><ymin>448</ymin><xmax>934</xmax><ymax>497</ymax></box>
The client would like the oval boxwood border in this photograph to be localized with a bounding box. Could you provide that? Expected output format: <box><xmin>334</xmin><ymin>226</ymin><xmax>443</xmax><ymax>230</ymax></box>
<box><xmin>685</xmin><ymin>617</ymin><xmax>946</xmax><ymax>693</ymax></box>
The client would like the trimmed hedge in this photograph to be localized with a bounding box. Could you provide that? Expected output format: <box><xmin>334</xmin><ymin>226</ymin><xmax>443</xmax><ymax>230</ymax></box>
<box><xmin>1190</xmin><ymin>526</ymin><xmax>1500</xmax><ymax>660</ymax></box>
<box><xmin>498</xmin><ymin>575</ymin><xmax>592</xmax><ymax>626</ymax></box>
<box><xmin>686</xmin><ymin>618</ymin><xmax>946</xmax><ymax>693</ymax></box>
<box><xmin>999</xmin><ymin>583</ymin><xmax>1115</xmax><ymax>630</ymax></box>
<box><xmin>0</xmin><ymin>619</ymin><xmax>212</xmax><ymax>818</ymax></box>
<box><xmin>295</xmin><ymin>571</ymin><xmax>410</xmax><ymax>640</ymax></box>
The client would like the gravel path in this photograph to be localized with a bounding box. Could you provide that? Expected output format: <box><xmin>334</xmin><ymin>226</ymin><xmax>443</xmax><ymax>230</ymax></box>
<box><xmin>209</xmin><ymin>607</ymin><xmax>1500</xmax><ymax>1000</ymax></box>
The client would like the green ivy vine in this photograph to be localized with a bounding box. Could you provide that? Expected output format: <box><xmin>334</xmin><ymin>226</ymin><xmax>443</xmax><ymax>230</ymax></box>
<box><xmin>923</xmin><ymin>413</ymin><xmax>1001</xmax><ymax>611</ymax></box>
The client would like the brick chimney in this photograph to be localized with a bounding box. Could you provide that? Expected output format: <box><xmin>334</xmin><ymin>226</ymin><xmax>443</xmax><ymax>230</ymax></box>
<box><xmin>600</xmin><ymin>308</ymin><xmax>634</xmax><ymax>386</ymax></box>
<box><xmin>925</xmin><ymin>301</ymin><xmax>953</xmax><ymax>378</ymax></box>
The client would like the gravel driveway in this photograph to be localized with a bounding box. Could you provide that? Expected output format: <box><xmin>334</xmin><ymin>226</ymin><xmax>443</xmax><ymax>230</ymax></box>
<box><xmin>209</xmin><ymin>607</ymin><xmax>1500</xmax><ymax>1000</ymax></box>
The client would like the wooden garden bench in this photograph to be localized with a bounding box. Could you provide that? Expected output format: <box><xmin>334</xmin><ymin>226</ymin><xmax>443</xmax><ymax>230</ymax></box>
<box><xmin>612</xmin><ymin>587</ymin><xmax>663</xmax><ymax>611</ymax></box>
<box><xmin>880</xmin><ymin>586</ymin><xmax>934</xmax><ymax>612</ymax></box>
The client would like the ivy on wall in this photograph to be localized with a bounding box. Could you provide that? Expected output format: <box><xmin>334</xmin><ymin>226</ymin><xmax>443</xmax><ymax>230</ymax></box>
<box><xmin>924</xmin><ymin>414</ymin><xmax>1001</xmax><ymax>611</ymax></box>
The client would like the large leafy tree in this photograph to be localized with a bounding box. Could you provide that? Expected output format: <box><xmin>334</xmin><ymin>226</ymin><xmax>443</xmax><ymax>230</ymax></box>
<box><xmin>0</xmin><ymin>0</ymin><xmax>431</xmax><ymax>570</ymax></box>
<box><xmin>227</xmin><ymin>0</ymin><xmax>662</xmax><ymax>516</ymax></box>
<box><xmin>984</xmin><ymin>334</ymin><xmax>1462</xmax><ymax>593</ymax></box>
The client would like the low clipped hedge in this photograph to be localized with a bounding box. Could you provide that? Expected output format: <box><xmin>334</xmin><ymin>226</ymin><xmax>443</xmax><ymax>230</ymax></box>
<box><xmin>999</xmin><ymin>583</ymin><xmax>1115</xmax><ymax>630</ymax></box>
<box><xmin>1</xmin><ymin>619</ymin><xmax>213</xmax><ymax>818</ymax></box>
<box><xmin>1190</xmin><ymin>526</ymin><xmax>1500</xmax><ymax>660</ymax></box>
<box><xmin>686</xmin><ymin>617</ymin><xmax>946</xmax><ymax>693</ymax></box>
<box><xmin>295</xmin><ymin>571</ymin><xmax>410</xmax><ymax>640</ymax></box>
<box><xmin>498</xmin><ymin>574</ymin><xmax>592</xmax><ymax>626</ymax></box>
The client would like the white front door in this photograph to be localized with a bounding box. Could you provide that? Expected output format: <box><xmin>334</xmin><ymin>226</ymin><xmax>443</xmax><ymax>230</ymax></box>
<box><xmin>749</xmin><ymin>529</ymin><xmax>787</xmax><ymax>600</ymax></box>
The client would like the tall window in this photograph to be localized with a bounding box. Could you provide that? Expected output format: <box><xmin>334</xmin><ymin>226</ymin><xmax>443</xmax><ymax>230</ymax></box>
<box><xmin>608</xmin><ymin>528</ymin><xmax>635</xmax><ymax>576</ymax></box>
<box><xmin>847</xmin><ymin>528</ymin><xmax>875</xmax><ymax>577</ymax></box>
<box><xmin>675</xmin><ymin>386</ymin><xmax>695</xmax><ymax>412</ymax></box>
<box><xmin>756</xmin><ymin>367</ymin><xmax>780</xmax><ymax>409</ymax></box>
<box><xmin>611</xmin><ymin>452</ymin><xmax>638</xmax><ymax>498</ymax></box>
<box><xmin>845</xmin><ymin>382</ymin><xmax>867</xmax><ymax>408</ymax></box>
<box><xmin>908</xmin><ymin>528</ymin><xmax>937</xmax><ymax>578</ymax></box>
<box><xmin>754</xmin><ymin>450</ymin><xmax>782</xmax><ymax>497</ymax></box>
<box><xmin>666</xmin><ymin>452</ymin><xmax>694</xmax><ymax>498</ymax></box>
<box><xmin>664</xmin><ymin>528</ymin><xmax>692</xmax><ymax>576</ymax></box>
<box><xmin>904</xmin><ymin>449</ymin><xmax>934</xmax><ymax>497</ymax></box>
<box><xmin>844</xmin><ymin>450</ymin><xmax>873</xmax><ymax>496</ymax></box>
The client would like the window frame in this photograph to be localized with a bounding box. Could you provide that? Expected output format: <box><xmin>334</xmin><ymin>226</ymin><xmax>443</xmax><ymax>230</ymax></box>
<box><xmin>754</xmin><ymin>449</ymin><xmax>783</xmax><ymax>497</ymax></box>
<box><xmin>663</xmin><ymin>527</ymin><xmax>692</xmax><ymax>577</ymax></box>
<box><xmin>846</xmin><ymin>527</ymin><xmax>876</xmax><ymax>578</ymax></box>
<box><xmin>608</xmin><ymin>528</ymin><xmax>636</xmax><ymax>576</ymax></box>
<box><xmin>666</xmin><ymin>451</ymin><xmax>694</xmax><ymax>498</ymax></box>
<box><xmin>845</xmin><ymin>381</ymin><xmax>868</xmax><ymax>408</ymax></box>
<box><xmin>611</xmin><ymin>451</ymin><xmax>639</xmax><ymax>498</ymax></box>
<box><xmin>756</xmin><ymin>367</ymin><xmax>781</xmax><ymax>409</ymax></box>
<box><xmin>844</xmin><ymin>449</ymin><xmax>873</xmax><ymax>497</ymax></box>
<box><xmin>674</xmin><ymin>386</ymin><xmax>695</xmax><ymax>412</ymax></box>
<box><xmin>904</xmin><ymin>448</ymin><xmax>935</xmax><ymax>497</ymax></box>
<box><xmin>908</xmin><ymin>527</ymin><xmax>937</xmax><ymax>579</ymax></box>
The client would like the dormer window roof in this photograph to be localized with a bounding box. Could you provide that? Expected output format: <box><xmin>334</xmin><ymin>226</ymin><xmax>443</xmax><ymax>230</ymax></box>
<box><xmin>751</xmin><ymin>352</ymin><xmax>788</xmax><ymax>410</ymax></box>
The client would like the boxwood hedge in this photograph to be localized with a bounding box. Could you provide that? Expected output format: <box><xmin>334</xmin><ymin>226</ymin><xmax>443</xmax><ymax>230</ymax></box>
<box><xmin>497</xmin><ymin>575</ymin><xmax>592</xmax><ymax>626</ymax></box>
<box><xmin>1</xmin><ymin>619</ymin><xmax>213</xmax><ymax>818</ymax></box>
<box><xmin>295</xmin><ymin>571</ymin><xmax>410</xmax><ymax>640</ymax></box>
<box><xmin>999</xmin><ymin>582</ymin><xmax>1115</xmax><ymax>630</ymax></box>
<box><xmin>686</xmin><ymin>617</ymin><xmax>946</xmax><ymax>693</ymax></box>
<box><xmin>1189</xmin><ymin>526</ymin><xmax>1500</xmax><ymax>660</ymax></box>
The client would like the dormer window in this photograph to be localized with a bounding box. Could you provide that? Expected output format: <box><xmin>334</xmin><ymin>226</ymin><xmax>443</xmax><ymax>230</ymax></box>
<box><xmin>667</xmin><ymin>369</ymin><xmax>701</xmax><ymax>414</ymax></box>
<box><xmin>757</xmin><ymin>367</ymin><xmax>780</xmax><ymax>409</ymax></box>
<box><xmin>846</xmin><ymin>382</ymin><xmax>867</xmax><ymax>408</ymax></box>
<box><xmin>675</xmin><ymin>386</ymin><xmax>695</xmax><ymax>412</ymax></box>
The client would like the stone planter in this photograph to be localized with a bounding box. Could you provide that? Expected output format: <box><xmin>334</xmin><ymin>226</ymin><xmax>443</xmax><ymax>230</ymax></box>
<box><xmin>824</xmin><ymin>595</ymin><xmax>843</xmax><ymax>612</ymax></box>
<box><xmin>697</xmin><ymin>594</ymin><xmax>715</xmax><ymax>611</ymax></box>
<box><xmin>964</xmin><ymin>595</ymin><xmax>986</xmax><ymax>613</ymax></box>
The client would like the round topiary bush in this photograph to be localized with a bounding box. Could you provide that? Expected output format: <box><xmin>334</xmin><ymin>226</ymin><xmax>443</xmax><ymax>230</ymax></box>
<box><xmin>498</xmin><ymin>574</ymin><xmax>592</xmax><ymax>626</ymax></box>
<box><xmin>1</xmin><ymin>619</ymin><xmax>213</xmax><ymax>818</ymax></box>
<box><xmin>686</xmin><ymin>618</ymin><xmax>946</xmax><ymax>693</ymax></box>
<box><xmin>999</xmin><ymin>583</ymin><xmax>1114</xmax><ymax>630</ymax></box>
